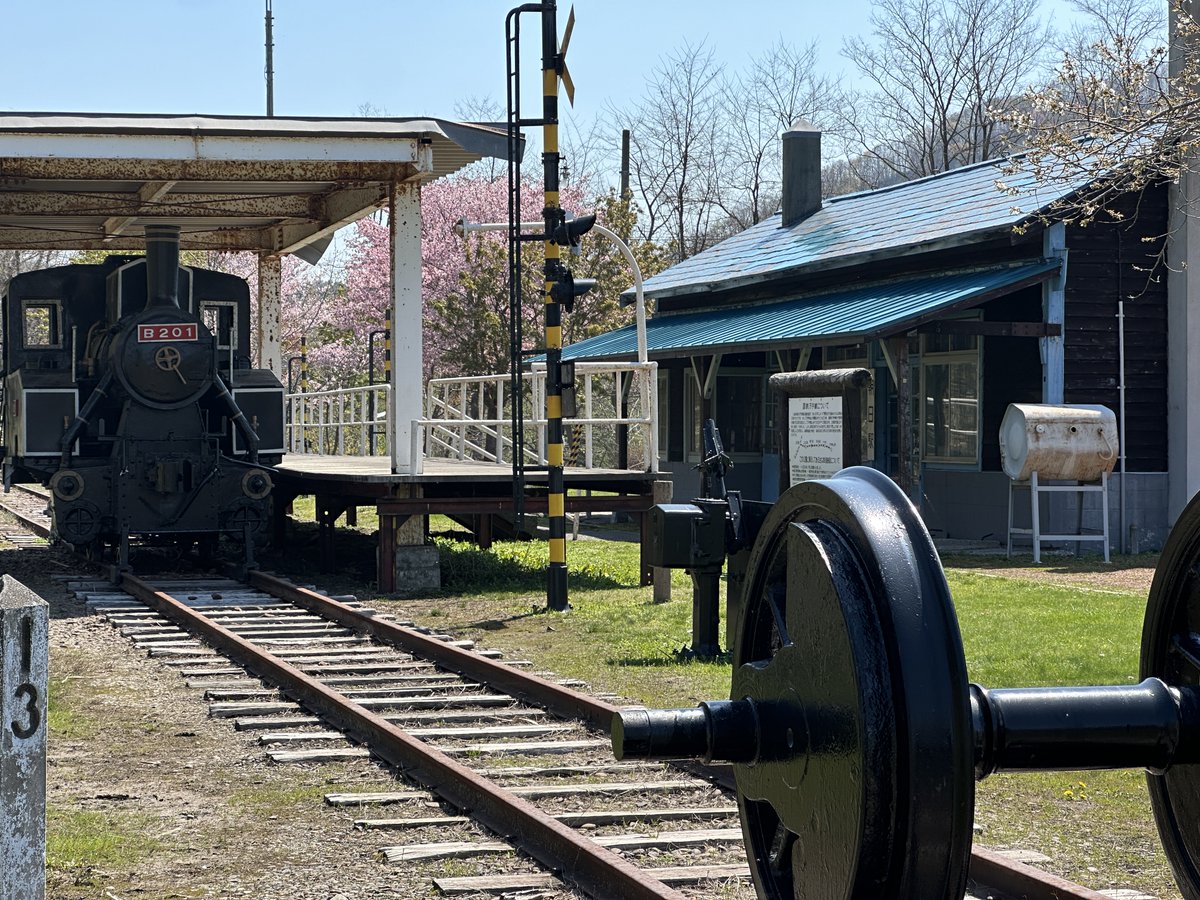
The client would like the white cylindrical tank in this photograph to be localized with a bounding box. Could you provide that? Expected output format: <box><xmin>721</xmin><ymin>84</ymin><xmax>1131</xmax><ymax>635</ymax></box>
<box><xmin>999</xmin><ymin>404</ymin><xmax>1118</xmax><ymax>482</ymax></box>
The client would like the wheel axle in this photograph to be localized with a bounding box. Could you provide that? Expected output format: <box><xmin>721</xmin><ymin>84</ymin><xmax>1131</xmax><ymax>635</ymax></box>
<box><xmin>616</xmin><ymin>679</ymin><xmax>1200</xmax><ymax>775</ymax></box>
<box><xmin>618</xmin><ymin>467</ymin><xmax>1200</xmax><ymax>899</ymax></box>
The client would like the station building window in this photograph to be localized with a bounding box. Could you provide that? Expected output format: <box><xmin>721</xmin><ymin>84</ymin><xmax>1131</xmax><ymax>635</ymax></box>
<box><xmin>685</xmin><ymin>371</ymin><xmax>765</xmax><ymax>459</ymax></box>
<box><xmin>822</xmin><ymin>342</ymin><xmax>876</xmax><ymax>465</ymax></box>
<box><xmin>22</xmin><ymin>299</ymin><xmax>62</xmax><ymax>349</ymax></box>
<box><xmin>920</xmin><ymin>331</ymin><xmax>981</xmax><ymax>466</ymax></box>
<box><xmin>685</xmin><ymin>376</ymin><xmax>703</xmax><ymax>458</ymax></box>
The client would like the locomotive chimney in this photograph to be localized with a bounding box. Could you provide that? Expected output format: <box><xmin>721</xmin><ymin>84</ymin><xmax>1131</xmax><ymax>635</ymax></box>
<box><xmin>144</xmin><ymin>224</ymin><xmax>181</xmax><ymax>308</ymax></box>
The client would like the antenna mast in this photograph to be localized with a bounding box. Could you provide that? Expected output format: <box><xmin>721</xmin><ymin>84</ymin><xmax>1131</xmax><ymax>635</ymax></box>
<box><xmin>265</xmin><ymin>0</ymin><xmax>275</xmax><ymax>117</ymax></box>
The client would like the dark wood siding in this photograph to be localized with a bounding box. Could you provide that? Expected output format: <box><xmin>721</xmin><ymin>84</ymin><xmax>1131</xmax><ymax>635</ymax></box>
<box><xmin>1063</xmin><ymin>186</ymin><xmax>1168</xmax><ymax>471</ymax></box>
<box><xmin>981</xmin><ymin>286</ymin><xmax>1044</xmax><ymax>471</ymax></box>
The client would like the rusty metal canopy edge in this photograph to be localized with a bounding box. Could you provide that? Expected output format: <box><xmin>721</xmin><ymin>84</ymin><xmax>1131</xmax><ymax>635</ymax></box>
<box><xmin>0</xmin><ymin>112</ymin><xmax>517</xmax><ymax>253</ymax></box>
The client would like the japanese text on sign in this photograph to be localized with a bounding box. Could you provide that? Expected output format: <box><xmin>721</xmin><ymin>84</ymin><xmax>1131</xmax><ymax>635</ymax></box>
<box><xmin>789</xmin><ymin>396</ymin><xmax>843</xmax><ymax>485</ymax></box>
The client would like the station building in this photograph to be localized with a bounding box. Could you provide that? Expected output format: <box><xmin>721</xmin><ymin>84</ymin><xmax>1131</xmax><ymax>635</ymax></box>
<box><xmin>560</xmin><ymin>125</ymin><xmax>1174</xmax><ymax>550</ymax></box>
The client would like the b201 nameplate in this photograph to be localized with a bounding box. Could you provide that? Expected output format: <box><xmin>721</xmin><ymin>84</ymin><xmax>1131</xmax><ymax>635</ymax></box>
<box><xmin>138</xmin><ymin>323</ymin><xmax>198</xmax><ymax>342</ymax></box>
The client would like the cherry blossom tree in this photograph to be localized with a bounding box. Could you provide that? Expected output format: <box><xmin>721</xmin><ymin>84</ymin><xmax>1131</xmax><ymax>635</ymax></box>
<box><xmin>339</xmin><ymin>173</ymin><xmax>662</xmax><ymax>383</ymax></box>
<box><xmin>205</xmin><ymin>250</ymin><xmax>347</xmax><ymax>386</ymax></box>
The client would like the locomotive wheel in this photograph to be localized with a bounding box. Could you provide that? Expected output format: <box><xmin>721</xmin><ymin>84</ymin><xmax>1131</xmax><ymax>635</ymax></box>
<box><xmin>731</xmin><ymin>467</ymin><xmax>974</xmax><ymax>899</ymax></box>
<box><xmin>1142</xmin><ymin>489</ymin><xmax>1200</xmax><ymax>899</ymax></box>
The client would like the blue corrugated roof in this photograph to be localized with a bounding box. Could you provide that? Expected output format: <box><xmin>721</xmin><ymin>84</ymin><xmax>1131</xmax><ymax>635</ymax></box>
<box><xmin>635</xmin><ymin>156</ymin><xmax>1085</xmax><ymax>300</ymax></box>
<box><xmin>563</xmin><ymin>260</ymin><xmax>1059</xmax><ymax>361</ymax></box>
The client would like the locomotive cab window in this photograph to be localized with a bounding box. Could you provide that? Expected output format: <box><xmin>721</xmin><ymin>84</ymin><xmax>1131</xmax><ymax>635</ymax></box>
<box><xmin>200</xmin><ymin>301</ymin><xmax>237</xmax><ymax>350</ymax></box>
<box><xmin>22</xmin><ymin>300</ymin><xmax>62</xmax><ymax>349</ymax></box>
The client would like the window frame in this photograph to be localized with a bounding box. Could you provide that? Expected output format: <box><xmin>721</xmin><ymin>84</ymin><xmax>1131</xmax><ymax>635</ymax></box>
<box><xmin>21</xmin><ymin>298</ymin><xmax>63</xmax><ymax>350</ymax></box>
<box><xmin>656</xmin><ymin>368</ymin><xmax>669</xmax><ymax>460</ymax></box>
<box><xmin>199</xmin><ymin>300</ymin><xmax>239</xmax><ymax>351</ymax></box>
<box><xmin>821</xmin><ymin>342</ymin><xmax>876</xmax><ymax>466</ymax></box>
<box><xmin>684</xmin><ymin>368</ymin><xmax>767</xmax><ymax>462</ymax></box>
<box><xmin>919</xmin><ymin>328</ymin><xmax>983</xmax><ymax>468</ymax></box>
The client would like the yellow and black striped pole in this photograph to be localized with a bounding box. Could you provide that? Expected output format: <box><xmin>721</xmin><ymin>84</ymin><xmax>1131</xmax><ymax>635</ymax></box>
<box><xmin>299</xmin><ymin>335</ymin><xmax>310</xmax><ymax>454</ymax></box>
<box><xmin>384</xmin><ymin>306</ymin><xmax>393</xmax><ymax>385</ymax></box>
<box><xmin>541</xmin><ymin>0</ymin><xmax>569</xmax><ymax>611</ymax></box>
<box><xmin>299</xmin><ymin>335</ymin><xmax>309</xmax><ymax>392</ymax></box>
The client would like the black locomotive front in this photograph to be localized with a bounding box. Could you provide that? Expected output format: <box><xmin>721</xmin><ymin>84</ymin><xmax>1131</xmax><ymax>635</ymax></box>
<box><xmin>1</xmin><ymin>225</ymin><xmax>283</xmax><ymax>567</ymax></box>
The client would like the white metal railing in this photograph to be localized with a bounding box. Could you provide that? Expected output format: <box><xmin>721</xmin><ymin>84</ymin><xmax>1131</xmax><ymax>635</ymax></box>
<box><xmin>286</xmin><ymin>384</ymin><xmax>392</xmax><ymax>456</ymax></box>
<box><xmin>423</xmin><ymin>360</ymin><xmax>659</xmax><ymax>472</ymax></box>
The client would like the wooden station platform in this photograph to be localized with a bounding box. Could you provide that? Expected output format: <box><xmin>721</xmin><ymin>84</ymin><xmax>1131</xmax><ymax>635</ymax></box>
<box><xmin>270</xmin><ymin>454</ymin><xmax>672</xmax><ymax>593</ymax></box>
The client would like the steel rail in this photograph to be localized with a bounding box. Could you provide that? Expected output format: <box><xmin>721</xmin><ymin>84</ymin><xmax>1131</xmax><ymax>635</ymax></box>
<box><xmin>968</xmin><ymin>847</ymin><xmax>1114</xmax><ymax>900</ymax></box>
<box><xmin>0</xmin><ymin>487</ymin><xmax>52</xmax><ymax>539</ymax></box>
<box><xmin>248</xmin><ymin>570</ymin><xmax>1115</xmax><ymax>900</ymax></box>
<box><xmin>119</xmin><ymin>571</ymin><xmax>686</xmax><ymax>900</ymax></box>
<box><xmin>247</xmin><ymin>569</ymin><xmax>618</xmax><ymax>731</ymax></box>
<box><xmin>125</xmin><ymin>567</ymin><xmax>1121</xmax><ymax>900</ymax></box>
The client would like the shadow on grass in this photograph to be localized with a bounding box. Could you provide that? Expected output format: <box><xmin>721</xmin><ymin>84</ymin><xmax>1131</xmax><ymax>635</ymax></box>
<box><xmin>439</xmin><ymin>540</ymin><xmax>628</xmax><ymax>593</ymax></box>
<box><xmin>607</xmin><ymin>655</ymin><xmax>677</xmax><ymax>668</ymax></box>
<box><xmin>607</xmin><ymin>651</ymin><xmax>732</xmax><ymax>667</ymax></box>
<box><xmin>263</xmin><ymin>520</ymin><xmax>634</xmax><ymax>595</ymax></box>
<box><xmin>467</xmin><ymin>609</ymin><xmax>548</xmax><ymax>630</ymax></box>
<box><xmin>940</xmin><ymin>551</ymin><xmax>1160</xmax><ymax>576</ymax></box>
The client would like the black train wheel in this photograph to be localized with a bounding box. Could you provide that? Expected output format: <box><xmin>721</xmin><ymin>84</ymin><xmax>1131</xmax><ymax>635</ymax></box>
<box><xmin>732</xmin><ymin>467</ymin><xmax>975</xmax><ymax>899</ymax></box>
<box><xmin>1142</xmin><ymin>490</ymin><xmax>1200</xmax><ymax>900</ymax></box>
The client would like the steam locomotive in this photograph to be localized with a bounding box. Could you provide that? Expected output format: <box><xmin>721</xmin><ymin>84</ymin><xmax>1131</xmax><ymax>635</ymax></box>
<box><xmin>0</xmin><ymin>225</ymin><xmax>284</xmax><ymax>568</ymax></box>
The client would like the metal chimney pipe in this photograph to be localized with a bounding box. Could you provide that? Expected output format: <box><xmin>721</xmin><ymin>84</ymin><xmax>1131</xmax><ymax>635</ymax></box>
<box><xmin>144</xmin><ymin>224</ymin><xmax>181</xmax><ymax>309</ymax></box>
<box><xmin>781</xmin><ymin>120</ymin><xmax>822</xmax><ymax>228</ymax></box>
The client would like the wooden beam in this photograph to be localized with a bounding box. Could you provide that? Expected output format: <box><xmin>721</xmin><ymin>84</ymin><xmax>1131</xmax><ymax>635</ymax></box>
<box><xmin>888</xmin><ymin>335</ymin><xmax>915</xmax><ymax>499</ymax></box>
<box><xmin>377</xmin><ymin>495</ymin><xmax>652</xmax><ymax>516</ymax></box>
<box><xmin>917</xmin><ymin>321</ymin><xmax>1062</xmax><ymax>337</ymax></box>
<box><xmin>103</xmin><ymin>180</ymin><xmax>176</xmax><ymax>238</ymax></box>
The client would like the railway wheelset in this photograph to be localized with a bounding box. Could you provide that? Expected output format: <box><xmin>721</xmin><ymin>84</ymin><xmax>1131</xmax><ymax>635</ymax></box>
<box><xmin>615</xmin><ymin>467</ymin><xmax>1200</xmax><ymax>899</ymax></box>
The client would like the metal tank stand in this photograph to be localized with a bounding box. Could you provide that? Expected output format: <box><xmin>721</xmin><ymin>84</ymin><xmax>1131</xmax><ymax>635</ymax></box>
<box><xmin>1007</xmin><ymin>469</ymin><xmax>1110</xmax><ymax>563</ymax></box>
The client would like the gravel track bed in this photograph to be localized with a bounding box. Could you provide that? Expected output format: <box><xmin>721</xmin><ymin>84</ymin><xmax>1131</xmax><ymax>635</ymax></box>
<box><xmin>18</xmin><ymin>536</ymin><xmax>756</xmax><ymax>898</ymax></box>
<box><xmin>16</xmin><ymin>546</ymin><xmax>424</xmax><ymax>898</ymax></box>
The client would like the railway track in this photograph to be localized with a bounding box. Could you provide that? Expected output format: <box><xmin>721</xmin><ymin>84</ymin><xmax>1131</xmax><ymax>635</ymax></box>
<box><xmin>59</xmin><ymin>565</ymin><xmax>1134</xmax><ymax>899</ymax></box>
<box><xmin>0</xmin><ymin>482</ymin><xmax>52</xmax><ymax>541</ymax></box>
<box><xmin>0</xmin><ymin>484</ymin><xmax>1148</xmax><ymax>897</ymax></box>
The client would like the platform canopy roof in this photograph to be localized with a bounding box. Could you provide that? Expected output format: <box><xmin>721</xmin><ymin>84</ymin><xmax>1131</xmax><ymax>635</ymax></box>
<box><xmin>563</xmin><ymin>260</ymin><xmax>1060</xmax><ymax>361</ymax></box>
<box><xmin>0</xmin><ymin>113</ymin><xmax>513</xmax><ymax>256</ymax></box>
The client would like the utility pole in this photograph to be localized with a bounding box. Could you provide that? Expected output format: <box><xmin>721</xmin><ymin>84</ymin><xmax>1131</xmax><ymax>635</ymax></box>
<box><xmin>265</xmin><ymin>0</ymin><xmax>275</xmax><ymax>117</ymax></box>
<box><xmin>620</xmin><ymin>129</ymin><xmax>631</xmax><ymax>200</ymax></box>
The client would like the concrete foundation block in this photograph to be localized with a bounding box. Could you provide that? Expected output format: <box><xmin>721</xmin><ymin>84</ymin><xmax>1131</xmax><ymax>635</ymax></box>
<box><xmin>1</xmin><ymin>575</ymin><xmax>48</xmax><ymax>900</ymax></box>
<box><xmin>392</xmin><ymin>544</ymin><xmax>441</xmax><ymax>596</ymax></box>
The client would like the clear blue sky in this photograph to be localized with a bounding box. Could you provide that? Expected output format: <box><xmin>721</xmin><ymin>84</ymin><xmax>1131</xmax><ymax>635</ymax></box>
<box><xmin>0</xmin><ymin>0</ymin><xmax>1090</xmax><ymax>127</ymax></box>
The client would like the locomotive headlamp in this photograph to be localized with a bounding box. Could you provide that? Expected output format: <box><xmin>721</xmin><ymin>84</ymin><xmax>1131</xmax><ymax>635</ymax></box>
<box><xmin>49</xmin><ymin>469</ymin><xmax>85</xmax><ymax>502</ymax></box>
<box><xmin>241</xmin><ymin>469</ymin><xmax>273</xmax><ymax>500</ymax></box>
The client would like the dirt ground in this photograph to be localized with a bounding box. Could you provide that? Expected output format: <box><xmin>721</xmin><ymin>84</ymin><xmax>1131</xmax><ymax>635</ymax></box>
<box><xmin>942</xmin><ymin>551</ymin><xmax>1160</xmax><ymax>595</ymax></box>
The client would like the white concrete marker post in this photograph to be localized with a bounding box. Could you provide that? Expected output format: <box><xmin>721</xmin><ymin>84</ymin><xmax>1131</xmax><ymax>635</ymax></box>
<box><xmin>0</xmin><ymin>575</ymin><xmax>48</xmax><ymax>900</ymax></box>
